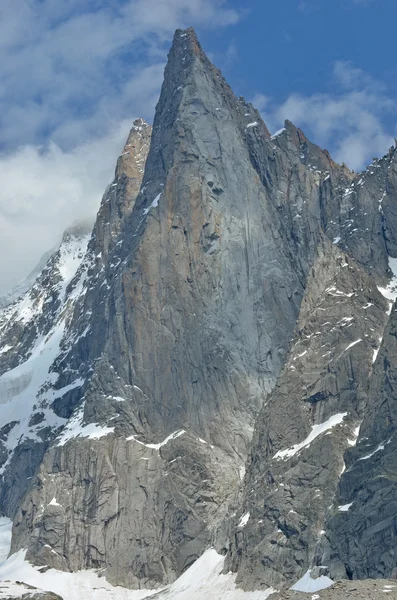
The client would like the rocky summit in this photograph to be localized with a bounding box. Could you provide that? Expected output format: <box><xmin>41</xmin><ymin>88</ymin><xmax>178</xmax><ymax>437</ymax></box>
<box><xmin>1</xmin><ymin>26</ymin><xmax>397</xmax><ymax>600</ymax></box>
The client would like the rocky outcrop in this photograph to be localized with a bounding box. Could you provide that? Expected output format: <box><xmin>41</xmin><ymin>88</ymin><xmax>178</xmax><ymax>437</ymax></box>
<box><xmin>268</xmin><ymin>579</ymin><xmax>397</xmax><ymax>600</ymax></box>
<box><xmin>227</xmin><ymin>235</ymin><xmax>390</xmax><ymax>589</ymax></box>
<box><xmin>0</xmin><ymin>118</ymin><xmax>153</xmax><ymax>521</ymax></box>
<box><xmin>227</xmin><ymin>146</ymin><xmax>397</xmax><ymax>590</ymax></box>
<box><xmin>319</xmin><ymin>295</ymin><xmax>397</xmax><ymax>580</ymax></box>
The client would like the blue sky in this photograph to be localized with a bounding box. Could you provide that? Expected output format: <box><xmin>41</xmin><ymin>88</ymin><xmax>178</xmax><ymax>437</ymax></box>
<box><xmin>0</xmin><ymin>0</ymin><xmax>396</xmax><ymax>292</ymax></box>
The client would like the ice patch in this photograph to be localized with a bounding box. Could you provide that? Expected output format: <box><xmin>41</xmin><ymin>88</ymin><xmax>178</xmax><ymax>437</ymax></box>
<box><xmin>338</xmin><ymin>503</ymin><xmax>353</xmax><ymax>512</ymax></box>
<box><xmin>246</xmin><ymin>122</ymin><xmax>258</xmax><ymax>128</ymax></box>
<box><xmin>274</xmin><ymin>413</ymin><xmax>347</xmax><ymax>460</ymax></box>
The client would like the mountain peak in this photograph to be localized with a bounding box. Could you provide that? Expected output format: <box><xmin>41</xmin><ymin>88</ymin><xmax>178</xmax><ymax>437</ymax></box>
<box><xmin>115</xmin><ymin>118</ymin><xmax>152</xmax><ymax>180</ymax></box>
<box><xmin>4</xmin><ymin>25</ymin><xmax>397</xmax><ymax>598</ymax></box>
<box><xmin>61</xmin><ymin>222</ymin><xmax>92</xmax><ymax>243</ymax></box>
<box><xmin>173</xmin><ymin>27</ymin><xmax>200</xmax><ymax>51</ymax></box>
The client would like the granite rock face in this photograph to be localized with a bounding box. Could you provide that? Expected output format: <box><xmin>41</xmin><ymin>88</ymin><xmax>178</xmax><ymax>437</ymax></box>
<box><xmin>1</xmin><ymin>26</ymin><xmax>397</xmax><ymax>595</ymax></box>
<box><xmin>227</xmin><ymin>236</ymin><xmax>390</xmax><ymax>589</ymax></box>
<box><xmin>10</xmin><ymin>28</ymin><xmax>317</xmax><ymax>588</ymax></box>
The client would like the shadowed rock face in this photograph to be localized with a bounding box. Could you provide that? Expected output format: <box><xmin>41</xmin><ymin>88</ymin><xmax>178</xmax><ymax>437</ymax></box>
<box><xmin>2</xmin><ymin>26</ymin><xmax>397</xmax><ymax>594</ymax></box>
<box><xmin>227</xmin><ymin>237</ymin><xmax>390</xmax><ymax>589</ymax></box>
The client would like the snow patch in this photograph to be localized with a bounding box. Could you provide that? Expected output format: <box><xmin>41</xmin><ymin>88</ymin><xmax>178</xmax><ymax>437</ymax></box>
<box><xmin>348</xmin><ymin>425</ymin><xmax>360</xmax><ymax>447</ymax></box>
<box><xmin>154</xmin><ymin>548</ymin><xmax>276</xmax><ymax>599</ymax></box>
<box><xmin>274</xmin><ymin>413</ymin><xmax>348</xmax><ymax>460</ymax></box>
<box><xmin>0</xmin><ymin>322</ymin><xmax>68</xmax><ymax>473</ymax></box>
<box><xmin>372</xmin><ymin>336</ymin><xmax>383</xmax><ymax>364</ymax></box>
<box><xmin>246</xmin><ymin>122</ymin><xmax>258</xmax><ymax>128</ymax></box>
<box><xmin>0</xmin><ymin>550</ymin><xmax>154</xmax><ymax>600</ymax></box>
<box><xmin>127</xmin><ymin>429</ymin><xmax>185</xmax><ymax>451</ymax></box>
<box><xmin>293</xmin><ymin>350</ymin><xmax>307</xmax><ymax>361</ymax></box>
<box><xmin>338</xmin><ymin>503</ymin><xmax>353</xmax><ymax>512</ymax></box>
<box><xmin>57</xmin><ymin>407</ymin><xmax>114</xmax><ymax>446</ymax></box>
<box><xmin>143</xmin><ymin>193</ymin><xmax>161</xmax><ymax>215</ymax></box>
<box><xmin>271</xmin><ymin>127</ymin><xmax>286</xmax><ymax>138</ymax></box>
<box><xmin>0</xmin><ymin>518</ymin><xmax>12</xmax><ymax>567</ymax></box>
<box><xmin>48</xmin><ymin>497</ymin><xmax>61</xmax><ymax>507</ymax></box>
<box><xmin>238</xmin><ymin>513</ymin><xmax>250</xmax><ymax>528</ymax></box>
<box><xmin>378</xmin><ymin>256</ymin><xmax>397</xmax><ymax>309</ymax></box>
<box><xmin>358</xmin><ymin>442</ymin><xmax>385</xmax><ymax>461</ymax></box>
<box><xmin>343</xmin><ymin>339</ymin><xmax>362</xmax><ymax>353</ymax></box>
<box><xmin>291</xmin><ymin>569</ymin><xmax>334</xmax><ymax>593</ymax></box>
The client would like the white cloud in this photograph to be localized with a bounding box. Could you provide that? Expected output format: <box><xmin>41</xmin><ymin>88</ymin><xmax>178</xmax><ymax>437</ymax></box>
<box><xmin>0</xmin><ymin>0</ymin><xmax>240</xmax><ymax>294</ymax></box>
<box><xmin>0</xmin><ymin>120</ymin><xmax>131</xmax><ymax>294</ymax></box>
<box><xmin>0</xmin><ymin>0</ymin><xmax>240</xmax><ymax>150</ymax></box>
<box><xmin>253</xmin><ymin>61</ymin><xmax>396</xmax><ymax>171</ymax></box>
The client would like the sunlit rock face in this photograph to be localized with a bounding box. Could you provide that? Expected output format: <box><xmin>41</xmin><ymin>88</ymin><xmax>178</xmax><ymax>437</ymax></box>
<box><xmin>1</xmin><ymin>26</ymin><xmax>397</xmax><ymax>595</ymax></box>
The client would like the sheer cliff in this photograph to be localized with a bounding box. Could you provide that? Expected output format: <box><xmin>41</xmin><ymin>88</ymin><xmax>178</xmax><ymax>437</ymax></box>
<box><xmin>0</xmin><ymin>27</ymin><xmax>397</xmax><ymax>597</ymax></box>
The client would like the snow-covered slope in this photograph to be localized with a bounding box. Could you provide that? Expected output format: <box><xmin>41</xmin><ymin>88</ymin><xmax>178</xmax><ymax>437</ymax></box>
<box><xmin>0</xmin><ymin>547</ymin><xmax>275</xmax><ymax>600</ymax></box>
<box><xmin>0</xmin><ymin>224</ymin><xmax>91</xmax><ymax>509</ymax></box>
<box><xmin>0</xmin><ymin>518</ymin><xmax>11</xmax><ymax>567</ymax></box>
<box><xmin>0</xmin><ymin>250</ymin><xmax>55</xmax><ymax>310</ymax></box>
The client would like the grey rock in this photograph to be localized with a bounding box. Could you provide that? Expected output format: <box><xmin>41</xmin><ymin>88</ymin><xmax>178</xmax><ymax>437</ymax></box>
<box><xmin>319</xmin><ymin>292</ymin><xmax>397</xmax><ymax>580</ymax></box>
<box><xmin>227</xmin><ymin>235</ymin><xmax>390</xmax><ymax>590</ymax></box>
<box><xmin>1</xmin><ymin>25</ymin><xmax>397</xmax><ymax>597</ymax></box>
<box><xmin>267</xmin><ymin>578</ymin><xmax>397</xmax><ymax>599</ymax></box>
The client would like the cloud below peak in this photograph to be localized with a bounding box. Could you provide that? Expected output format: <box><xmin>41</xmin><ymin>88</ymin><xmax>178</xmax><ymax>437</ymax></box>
<box><xmin>0</xmin><ymin>120</ymin><xmax>131</xmax><ymax>294</ymax></box>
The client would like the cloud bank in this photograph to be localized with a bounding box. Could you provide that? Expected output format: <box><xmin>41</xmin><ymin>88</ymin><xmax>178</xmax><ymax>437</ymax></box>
<box><xmin>0</xmin><ymin>122</ymin><xmax>132</xmax><ymax>293</ymax></box>
<box><xmin>253</xmin><ymin>61</ymin><xmax>396</xmax><ymax>172</ymax></box>
<box><xmin>0</xmin><ymin>0</ymin><xmax>240</xmax><ymax>294</ymax></box>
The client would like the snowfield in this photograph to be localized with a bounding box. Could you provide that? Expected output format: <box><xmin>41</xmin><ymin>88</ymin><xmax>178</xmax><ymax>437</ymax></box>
<box><xmin>0</xmin><ymin>544</ymin><xmax>276</xmax><ymax>600</ymax></box>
